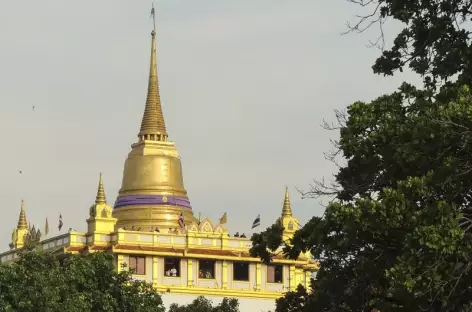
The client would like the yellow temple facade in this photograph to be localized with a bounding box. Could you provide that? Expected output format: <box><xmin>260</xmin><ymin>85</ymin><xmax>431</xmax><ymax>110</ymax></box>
<box><xmin>0</xmin><ymin>25</ymin><xmax>317</xmax><ymax>310</ymax></box>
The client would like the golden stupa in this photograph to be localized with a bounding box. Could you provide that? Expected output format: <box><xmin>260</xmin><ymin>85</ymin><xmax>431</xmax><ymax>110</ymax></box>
<box><xmin>114</xmin><ymin>29</ymin><xmax>195</xmax><ymax>231</ymax></box>
<box><xmin>0</xmin><ymin>19</ymin><xmax>318</xmax><ymax>311</ymax></box>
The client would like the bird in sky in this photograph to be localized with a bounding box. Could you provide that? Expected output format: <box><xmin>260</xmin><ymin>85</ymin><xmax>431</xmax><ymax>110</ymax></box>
<box><xmin>32</xmin><ymin>105</ymin><xmax>35</xmax><ymax>110</ymax></box>
<box><xmin>18</xmin><ymin>170</ymin><xmax>22</xmax><ymax>174</ymax></box>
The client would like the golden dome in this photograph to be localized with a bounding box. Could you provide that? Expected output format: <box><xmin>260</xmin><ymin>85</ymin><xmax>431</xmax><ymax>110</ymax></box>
<box><xmin>113</xmin><ymin>29</ymin><xmax>194</xmax><ymax>231</ymax></box>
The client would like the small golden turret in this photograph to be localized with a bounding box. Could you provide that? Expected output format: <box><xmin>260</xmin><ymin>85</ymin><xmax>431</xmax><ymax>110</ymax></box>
<box><xmin>17</xmin><ymin>200</ymin><xmax>27</xmax><ymax>229</ymax></box>
<box><xmin>95</xmin><ymin>173</ymin><xmax>106</xmax><ymax>205</ymax></box>
<box><xmin>278</xmin><ymin>187</ymin><xmax>299</xmax><ymax>240</ymax></box>
<box><xmin>87</xmin><ymin>173</ymin><xmax>117</xmax><ymax>234</ymax></box>
<box><xmin>282</xmin><ymin>186</ymin><xmax>292</xmax><ymax>217</ymax></box>
<box><xmin>113</xmin><ymin>26</ymin><xmax>194</xmax><ymax>230</ymax></box>
<box><xmin>10</xmin><ymin>200</ymin><xmax>29</xmax><ymax>249</ymax></box>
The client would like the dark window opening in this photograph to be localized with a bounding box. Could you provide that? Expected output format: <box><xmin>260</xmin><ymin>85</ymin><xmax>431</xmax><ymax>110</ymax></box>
<box><xmin>233</xmin><ymin>262</ymin><xmax>249</xmax><ymax>281</ymax></box>
<box><xmin>164</xmin><ymin>257</ymin><xmax>180</xmax><ymax>277</ymax></box>
<box><xmin>129</xmin><ymin>256</ymin><xmax>146</xmax><ymax>275</ymax></box>
<box><xmin>199</xmin><ymin>260</ymin><xmax>215</xmax><ymax>279</ymax></box>
<box><xmin>267</xmin><ymin>264</ymin><xmax>283</xmax><ymax>283</ymax></box>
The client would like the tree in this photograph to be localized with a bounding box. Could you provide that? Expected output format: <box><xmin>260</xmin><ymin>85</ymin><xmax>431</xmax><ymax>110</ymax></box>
<box><xmin>345</xmin><ymin>0</ymin><xmax>472</xmax><ymax>90</ymax></box>
<box><xmin>0</xmin><ymin>251</ymin><xmax>164</xmax><ymax>312</ymax></box>
<box><xmin>250</xmin><ymin>2</ymin><xmax>472</xmax><ymax>310</ymax></box>
<box><xmin>251</xmin><ymin>84</ymin><xmax>472</xmax><ymax>311</ymax></box>
<box><xmin>168</xmin><ymin>296</ymin><xmax>240</xmax><ymax>312</ymax></box>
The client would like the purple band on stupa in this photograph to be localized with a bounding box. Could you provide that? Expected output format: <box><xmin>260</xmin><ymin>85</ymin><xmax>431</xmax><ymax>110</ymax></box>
<box><xmin>114</xmin><ymin>195</ymin><xmax>192</xmax><ymax>209</ymax></box>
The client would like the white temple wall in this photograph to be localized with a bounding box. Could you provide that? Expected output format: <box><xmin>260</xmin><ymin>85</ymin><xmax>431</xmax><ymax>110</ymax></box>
<box><xmin>161</xmin><ymin>293</ymin><xmax>275</xmax><ymax>312</ymax></box>
<box><xmin>124</xmin><ymin>256</ymin><xmax>298</xmax><ymax>294</ymax></box>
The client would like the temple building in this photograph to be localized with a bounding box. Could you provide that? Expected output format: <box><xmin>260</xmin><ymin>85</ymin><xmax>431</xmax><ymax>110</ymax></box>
<box><xmin>0</xmin><ymin>25</ymin><xmax>318</xmax><ymax>311</ymax></box>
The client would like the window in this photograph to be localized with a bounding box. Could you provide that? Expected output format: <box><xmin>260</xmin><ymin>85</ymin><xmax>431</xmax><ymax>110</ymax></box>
<box><xmin>129</xmin><ymin>256</ymin><xmax>145</xmax><ymax>275</ymax></box>
<box><xmin>233</xmin><ymin>262</ymin><xmax>249</xmax><ymax>281</ymax></box>
<box><xmin>164</xmin><ymin>257</ymin><xmax>181</xmax><ymax>277</ymax></box>
<box><xmin>267</xmin><ymin>264</ymin><xmax>283</xmax><ymax>283</ymax></box>
<box><xmin>198</xmin><ymin>260</ymin><xmax>215</xmax><ymax>279</ymax></box>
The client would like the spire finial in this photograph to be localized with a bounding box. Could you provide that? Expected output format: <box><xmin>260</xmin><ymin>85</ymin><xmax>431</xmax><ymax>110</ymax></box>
<box><xmin>17</xmin><ymin>200</ymin><xmax>27</xmax><ymax>229</ymax></box>
<box><xmin>95</xmin><ymin>173</ymin><xmax>107</xmax><ymax>205</ymax></box>
<box><xmin>282</xmin><ymin>186</ymin><xmax>292</xmax><ymax>217</ymax></box>
<box><xmin>138</xmin><ymin>3</ymin><xmax>168</xmax><ymax>142</ymax></box>
<box><xmin>151</xmin><ymin>2</ymin><xmax>156</xmax><ymax>33</ymax></box>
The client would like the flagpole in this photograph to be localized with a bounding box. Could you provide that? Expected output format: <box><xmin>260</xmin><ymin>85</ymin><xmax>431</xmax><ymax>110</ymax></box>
<box><xmin>45</xmin><ymin>217</ymin><xmax>49</xmax><ymax>237</ymax></box>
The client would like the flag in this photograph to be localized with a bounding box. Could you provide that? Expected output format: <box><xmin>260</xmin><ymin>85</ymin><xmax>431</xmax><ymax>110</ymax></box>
<box><xmin>219</xmin><ymin>212</ymin><xmax>227</xmax><ymax>224</ymax></box>
<box><xmin>251</xmin><ymin>214</ymin><xmax>260</xmax><ymax>229</ymax></box>
<box><xmin>58</xmin><ymin>214</ymin><xmax>63</xmax><ymax>231</ymax></box>
<box><xmin>45</xmin><ymin>218</ymin><xmax>49</xmax><ymax>236</ymax></box>
<box><xmin>178</xmin><ymin>212</ymin><xmax>184</xmax><ymax>228</ymax></box>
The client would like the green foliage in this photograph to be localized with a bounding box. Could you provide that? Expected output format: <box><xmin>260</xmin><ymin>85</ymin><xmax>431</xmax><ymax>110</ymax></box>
<box><xmin>0</xmin><ymin>251</ymin><xmax>164</xmax><ymax>312</ymax></box>
<box><xmin>250</xmin><ymin>223</ymin><xmax>284</xmax><ymax>263</ymax></box>
<box><xmin>274</xmin><ymin>283</ymin><xmax>315</xmax><ymax>312</ymax></box>
<box><xmin>335</xmin><ymin>83</ymin><xmax>472</xmax><ymax>206</ymax></box>
<box><xmin>347</xmin><ymin>0</ymin><xmax>472</xmax><ymax>87</ymax></box>
<box><xmin>168</xmin><ymin>296</ymin><xmax>239</xmax><ymax>312</ymax></box>
<box><xmin>347</xmin><ymin>0</ymin><xmax>472</xmax><ymax>89</ymax></box>
<box><xmin>251</xmin><ymin>85</ymin><xmax>472</xmax><ymax>311</ymax></box>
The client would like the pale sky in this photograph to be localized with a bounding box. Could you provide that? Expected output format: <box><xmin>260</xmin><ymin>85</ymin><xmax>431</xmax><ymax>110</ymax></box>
<box><xmin>0</xmin><ymin>0</ymin><xmax>419</xmax><ymax>248</ymax></box>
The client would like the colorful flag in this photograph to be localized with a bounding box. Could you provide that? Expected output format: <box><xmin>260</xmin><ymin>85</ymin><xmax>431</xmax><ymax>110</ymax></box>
<box><xmin>178</xmin><ymin>212</ymin><xmax>184</xmax><ymax>228</ymax></box>
<box><xmin>45</xmin><ymin>218</ymin><xmax>49</xmax><ymax>236</ymax></box>
<box><xmin>58</xmin><ymin>214</ymin><xmax>63</xmax><ymax>231</ymax></box>
<box><xmin>219</xmin><ymin>212</ymin><xmax>227</xmax><ymax>224</ymax></box>
<box><xmin>251</xmin><ymin>214</ymin><xmax>260</xmax><ymax>229</ymax></box>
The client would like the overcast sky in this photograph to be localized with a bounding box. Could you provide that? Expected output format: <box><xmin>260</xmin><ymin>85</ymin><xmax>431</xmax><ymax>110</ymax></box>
<box><xmin>0</xmin><ymin>0</ymin><xmax>420</xmax><ymax>248</ymax></box>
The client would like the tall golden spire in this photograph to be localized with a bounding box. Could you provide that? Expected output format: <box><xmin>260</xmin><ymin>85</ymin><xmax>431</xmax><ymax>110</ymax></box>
<box><xmin>114</xmin><ymin>7</ymin><xmax>194</xmax><ymax>231</ymax></box>
<box><xmin>17</xmin><ymin>200</ymin><xmax>27</xmax><ymax>229</ymax></box>
<box><xmin>138</xmin><ymin>24</ymin><xmax>168</xmax><ymax>142</ymax></box>
<box><xmin>282</xmin><ymin>187</ymin><xmax>293</xmax><ymax>217</ymax></box>
<box><xmin>95</xmin><ymin>173</ymin><xmax>107</xmax><ymax>205</ymax></box>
